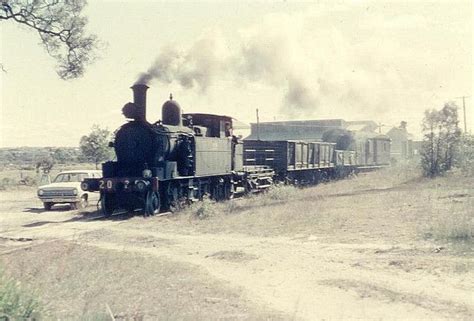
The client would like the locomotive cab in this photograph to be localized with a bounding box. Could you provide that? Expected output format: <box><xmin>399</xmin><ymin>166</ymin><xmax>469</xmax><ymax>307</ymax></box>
<box><xmin>183</xmin><ymin>113</ymin><xmax>234</xmax><ymax>138</ymax></box>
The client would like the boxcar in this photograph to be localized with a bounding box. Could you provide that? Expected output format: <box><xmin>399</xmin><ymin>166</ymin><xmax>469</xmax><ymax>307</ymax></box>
<box><xmin>243</xmin><ymin>140</ymin><xmax>336</xmax><ymax>182</ymax></box>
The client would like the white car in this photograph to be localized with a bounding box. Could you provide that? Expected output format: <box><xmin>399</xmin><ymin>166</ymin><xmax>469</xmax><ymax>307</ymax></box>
<box><xmin>37</xmin><ymin>170</ymin><xmax>102</xmax><ymax>210</ymax></box>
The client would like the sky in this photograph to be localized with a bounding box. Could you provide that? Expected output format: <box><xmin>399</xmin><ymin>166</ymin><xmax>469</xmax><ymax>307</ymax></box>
<box><xmin>0</xmin><ymin>0</ymin><xmax>472</xmax><ymax>147</ymax></box>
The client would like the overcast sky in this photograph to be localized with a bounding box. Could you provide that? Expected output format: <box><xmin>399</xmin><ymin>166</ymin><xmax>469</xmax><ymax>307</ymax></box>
<box><xmin>1</xmin><ymin>0</ymin><xmax>472</xmax><ymax>147</ymax></box>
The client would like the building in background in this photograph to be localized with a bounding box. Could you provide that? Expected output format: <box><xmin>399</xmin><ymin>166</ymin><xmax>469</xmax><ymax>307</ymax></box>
<box><xmin>245</xmin><ymin>118</ymin><xmax>391</xmax><ymax>165</ymax></box>
<box><xmin>245</xmin><ymin>119</ymin><xmax>380</xmax><ymax>141</ymax></box>
<box><xmin>386</xmin><ymin>121</ymin><xmax>415</xmax><ymax>161</ymax></box>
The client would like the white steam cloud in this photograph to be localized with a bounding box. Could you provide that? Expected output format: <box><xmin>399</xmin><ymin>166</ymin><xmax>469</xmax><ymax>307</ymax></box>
<box><xmin>135</xmin><ymin>8</ymin><xmax>448</xmax><ymax>119</ymax></box>
<box><xmin>135</xmin><ymin>14</ymin><xmax>324</xmax><ymax>116</ymax></box>
<box><xmin>136</xmin><ymin>30</ymin><xmax>228</xmax><ymax>91</ymax></box>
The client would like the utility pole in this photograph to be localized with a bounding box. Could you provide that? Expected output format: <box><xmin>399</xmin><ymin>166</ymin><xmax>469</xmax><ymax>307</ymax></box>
<box><xmin>376</xmin><ymin>122</ymin><xmax>385</xmax><ymax>134</ymax></box>
<box><xmin>455</xmin><ymin>96</ymin><xmax>470</xmax><ymax>133</ymax></box>
<box><xmin>256</xmin><ymin>108</ymin><xmax>260</xmax><ymax>141</ymax></box>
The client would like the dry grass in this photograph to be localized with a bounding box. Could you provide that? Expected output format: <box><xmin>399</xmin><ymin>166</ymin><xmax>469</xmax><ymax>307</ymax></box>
<box><xmin>0</xmin><ymin>241</ymin><xmax>285</xmax><ymax>320</ymax></box>
<box><xmin>0</xmin><ymin>164</ymin><xmax>472</xmax><ymax>320</ymax></box>
<box><xmin>160</xmin><ymin>164</ymin><xmax>473</xmax><ymax>248</ymax></box>
<box><xmin>423</xmin><ymin>187</ymin><xmax>474</xmax><ymax>243</ymax></box>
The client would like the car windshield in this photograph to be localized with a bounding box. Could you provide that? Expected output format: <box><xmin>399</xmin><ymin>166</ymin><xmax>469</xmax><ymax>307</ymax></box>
<box><xmin>53</xmin><ymin>173</ymin><xmax>88</xmax><ymax>183</ymax></box>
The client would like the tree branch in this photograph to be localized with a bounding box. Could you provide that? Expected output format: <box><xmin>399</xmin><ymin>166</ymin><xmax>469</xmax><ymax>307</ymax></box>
<box><xmin>1</xmin><ymin>0</ymin><xmax>98</xmax><ymax>79</ymax></box>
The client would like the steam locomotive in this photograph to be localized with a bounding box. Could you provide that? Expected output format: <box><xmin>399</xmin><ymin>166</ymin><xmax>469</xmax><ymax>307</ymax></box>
<box><xmin>82</xmin><ymin>85</ymin><xmax>390</xmax><ymax>216</ymax></box>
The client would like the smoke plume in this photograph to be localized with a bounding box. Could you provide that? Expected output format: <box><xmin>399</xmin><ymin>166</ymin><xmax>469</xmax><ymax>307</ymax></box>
<box><xmin>135</xmin><ymin>15</ymin><xmax>323</xmax><ymax>116</ymax></box>
<box><xmin>134</xmin><ymin>8</ymin><xmax>442</xmax><ymax>120</ymax></box>
<box><xmin>135</xmin><ymin>30</ymin><xmax>228</xmax><ymax>92</ymax></box>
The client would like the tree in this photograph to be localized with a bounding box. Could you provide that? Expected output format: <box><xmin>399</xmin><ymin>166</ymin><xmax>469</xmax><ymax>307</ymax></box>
<box><xmin>1</xmin><ymin>0</ymin><xmax>98</xmax><ymax>79</ymax></box>
<box><xmin>35</xmin><ymin>156</ymin><xmax>54</xmax><ymax>174</ymax></box>
<box><xmin>79</xmin><ymin>125</ymin><xmax>113</xmax><ymax>168</ymax></box>
<box><xmin>52</xmin><ymin>147</ymin><xmax>76</xmax><ymax>163</ymax></box>
<box><xmin>420</xmin><ymin>102</ymin><xmax>462</xmax><ymax>177</ymax></box>
<box><xmin>457</xmin><ymin>133</ymin><xmax>474</xmax><ymax>175</ymax></box>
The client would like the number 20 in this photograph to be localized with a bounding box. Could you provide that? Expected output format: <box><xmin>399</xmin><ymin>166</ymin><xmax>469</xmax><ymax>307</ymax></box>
<box><xmin>99</xmin><ymin>180</ymin><xmax>113</xmax><ymax>189</ymax></box>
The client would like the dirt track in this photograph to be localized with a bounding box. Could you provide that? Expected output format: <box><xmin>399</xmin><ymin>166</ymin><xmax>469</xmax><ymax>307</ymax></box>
<box><xmin>1</xmin><ymin>171</ymin><xmax>473</xmax><ymax>320</ymax></box>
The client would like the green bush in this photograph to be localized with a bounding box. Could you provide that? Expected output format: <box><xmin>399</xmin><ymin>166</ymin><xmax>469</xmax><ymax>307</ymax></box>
<box><xmin>261</xmin><ymin>184</ymin><xmax>299</xmax><ymax>203</ymax></box>
<box><xmin>420</xmin><ymin>103</ymin><xmax>462</xmax><ymax>177</ymax></box>
<box><xmin>188</xmin><ymin>196</ymin><xmax>217</xmax><ymax>219</ymax></box>
<box><xmin>0</xmin><ymin>270</ymin><xmax>42</xmax><ymax>320</ymax></box>
<box><xmin>457</xmin><ymin>134</ymin><xmax>474</xmax><ymax>175</ymax></box>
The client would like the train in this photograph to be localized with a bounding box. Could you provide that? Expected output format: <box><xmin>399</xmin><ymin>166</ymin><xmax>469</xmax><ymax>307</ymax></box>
<box><xmin>81</xmin><ymin>84</ymin><xmax>391</xmax><ymax>216</ymax></box>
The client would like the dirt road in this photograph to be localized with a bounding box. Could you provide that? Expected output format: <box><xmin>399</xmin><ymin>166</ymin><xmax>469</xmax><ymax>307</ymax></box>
<box><xmin>1</xmin><ymin>171</ymin><xmax>473</xmax><ymax>320</ymax></box>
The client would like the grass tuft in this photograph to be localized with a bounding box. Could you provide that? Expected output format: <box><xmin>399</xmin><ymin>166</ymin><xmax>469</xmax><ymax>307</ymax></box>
<box><xmin>0</xmin><ymin>269</ymin><xmax>42</xmax><ymax>320</ymax></box>
<box><xmin>260</xmin><ymin>184</ymin><xmax>300</xmax><ymax>204</ymax></box>
<box><xmin>187</xmin><ymin>195</ymin><xmax>218</xmax><ymax>220</ymax></box>
<box><xmin>428</xmin><ymin>212</ymin><xmax>474</xmax><ymax>242</ymax></box>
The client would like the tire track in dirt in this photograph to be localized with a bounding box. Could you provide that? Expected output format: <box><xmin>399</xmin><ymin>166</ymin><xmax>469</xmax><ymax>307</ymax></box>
<box><xmin>2</xmin><ymin>221</ymin><xmax>473</xmax><ymax>320</ymax></box>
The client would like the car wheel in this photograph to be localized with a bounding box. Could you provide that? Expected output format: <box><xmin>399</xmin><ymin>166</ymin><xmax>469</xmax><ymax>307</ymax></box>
<box><xmin>71</xmin><ymin>195</ymin><xmax>88</xmax><ymax>210</ymax></box>
<box><xmin>43</xmin><ymin>202</ymin><xmax>53</xmax><ymax>211</ymax></box>
<box><xmin>78</xmin><ymin>195</ymin><xmax>88</xmax><ymax>209</ymax></box>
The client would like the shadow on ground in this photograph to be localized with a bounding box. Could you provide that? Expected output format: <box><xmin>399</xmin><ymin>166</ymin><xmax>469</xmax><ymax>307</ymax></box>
<box><xmin>22</xmin><ymin>204</ymin><xmax>75</xmax><ymax>214</ymax></box>
<box><xmin>21</xmin><ymin>210</ymin><xmax>136</xmax><ymax>228</ymax></box>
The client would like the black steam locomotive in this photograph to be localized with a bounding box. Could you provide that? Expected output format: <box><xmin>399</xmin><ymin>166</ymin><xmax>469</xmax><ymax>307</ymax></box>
<box><xmin>82</xmin><ymin>85</ymin><xmax>390</xmax><ymax>217</ymax></box>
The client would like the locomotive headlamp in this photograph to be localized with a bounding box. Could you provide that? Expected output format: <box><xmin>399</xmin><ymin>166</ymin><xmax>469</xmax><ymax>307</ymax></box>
<box><xmin>72</xmin><ymin>188</ymin><xmax>78</xmax><ymax>196</ymax></box>
<box><xmin>38</xmin><ymin>189</ymin><xmax>44</xmax><ymax>196</ymax></box>
<box><xmin>81</xmin><ymin>182</ymin><xmax>89</xmax><ymax>191</ymax></box>
<box><xmin>142</xmin><ymin>169</ymin><xmax>152</xmax><ymax>178</ymax></box>
<box><xmin>135</xmin><ymin>180</ymin><xmax>149</xmax><ymax>192</ymax></box>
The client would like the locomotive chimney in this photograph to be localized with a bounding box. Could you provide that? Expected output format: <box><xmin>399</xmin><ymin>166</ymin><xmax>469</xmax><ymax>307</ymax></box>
<box><xmin>131</xmin><ymin>84</ymin><xmax>149</xmax><ymax>122</ymax></box>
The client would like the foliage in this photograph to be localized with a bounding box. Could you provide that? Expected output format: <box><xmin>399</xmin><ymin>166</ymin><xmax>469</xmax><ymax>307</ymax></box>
<box><xmin>0</xmin><ymin>147</ymin><xmax>81</xmax><ymax>166</ymax></box>
<box><xmin>0</xmin><ymin>0</ymin><xmax>98</xmax><ymax>79</ymax></box>
<box><xmin>51</xmin><ymin>147</ymin><xmax>76</xmax><ymax>164</ymax></box>
<box><xmin>263</xmin><ymin>183</ymin><xmax>299</xmax><ymax>202</ymax></box>
<box><xmin>35</xmin><ymin>156</ymin><xmax>54</xmax><ymax>174</ymax></box>
<box><xmin>189</xmin><ymin>195</ymin><xmax>217</xmax><ymax>219</ymax></box>
<box><xmin>79</xmin><ymin>125</ymin><xmax>113</xmax><ymax>169</ymax></box>
<box><xmin>457</xmin><ymin>134</ymin><xmax>474</xmax><ymax>175</ymax></box>
<box><xmin>0</xmin><ymin>269</ymin><xmax>42</xmax><ymax>320</ymax></box>
<box><xmin>420</xmin><ymin>102</ymin><xmax>462</xmax><ymax>177</ymax></box>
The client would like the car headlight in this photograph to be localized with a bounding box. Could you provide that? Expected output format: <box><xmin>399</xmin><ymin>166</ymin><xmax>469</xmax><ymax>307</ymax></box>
<box><xmin>38</xmin><ymin>189</ymin><xmax>44</xmax><ymax>196</ymax></box>
<box><xmin>72</xmin><ymin>188</ymin><xmax>78</xmax><ymax>196</ymax></box>
<box><xmin>142</xmin><ymin>169</ymin><xmax>152</xmax><ymax>178</ymax></box>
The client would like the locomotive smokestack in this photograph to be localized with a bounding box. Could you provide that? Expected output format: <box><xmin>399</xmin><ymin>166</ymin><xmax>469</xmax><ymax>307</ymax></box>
<box><xmin>131</xmin><ymin>84</ymin><xmax>149</xmax><ymax>122</ymax></box>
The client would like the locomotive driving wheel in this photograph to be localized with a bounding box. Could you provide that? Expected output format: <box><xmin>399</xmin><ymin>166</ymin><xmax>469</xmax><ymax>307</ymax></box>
<box><xmin>144</xmin><ymin>190</ymin><xmax>160</xmax><ymax>216</ymax></box>
<box><xmin>166</xmin><ymin>183</ymin><xmax>186</xmax><ymax>212</ymax></box>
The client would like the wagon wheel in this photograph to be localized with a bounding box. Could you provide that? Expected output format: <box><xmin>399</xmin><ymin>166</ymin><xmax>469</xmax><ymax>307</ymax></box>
<box><xmin>144</xmin><ymin>190</ymin><xmax>160</xmax><ymax>216</ymax></box>
<box><xmin>224</xmin><ymin>181</ymin><xmax>235</xmax><ymax>200</ymax></box>
<box><xmin>166</xmin><ymin>183</ymin><xmax>184</xmax><ymax>213</ymax></box>
<box><xmin>213</xmin><ymin>182</ymin><xmax>227</xmax><ymax>201</ymax></box>
<box><xmin>100</xmin><ymin>193</ymin><xmax>115</xmax><ymax>218</ymax></box>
